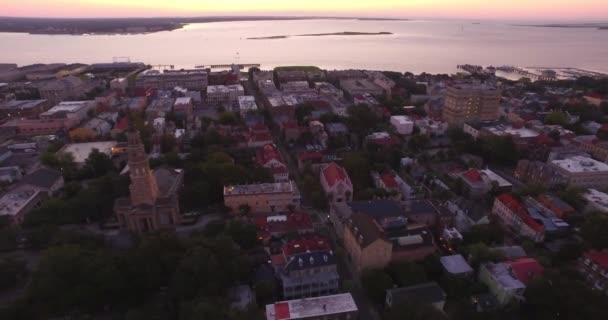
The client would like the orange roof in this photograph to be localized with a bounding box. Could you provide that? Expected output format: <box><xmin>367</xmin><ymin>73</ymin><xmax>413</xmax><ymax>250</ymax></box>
<box><xmin>497</xmin><ymin>194</ymin><xmax>544</xmax><ymax>232</ymax></box>
<box><xmin>381</xmin><ymin>174</ymin><xmax>398</xmax><ymax>188</ymax></box>
<box><xmin>322</xmin><ymin>162</ymin><xmax>351</xmax><ymax>187</ymax></box>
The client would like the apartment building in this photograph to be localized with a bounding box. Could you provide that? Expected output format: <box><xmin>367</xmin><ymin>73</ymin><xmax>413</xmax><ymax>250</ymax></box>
<box><xmin>136</xmin><ymin>69</ymin><xmax>208</xmax><ymax>91</ymax></box>
<box><xmin>549</xmin><ymin>156</ymin><xmax>608</xmax><ymax>189</ymax></box>
<box><xmin>206</xmin><ymin>84</ymin><xmax>244</xmax><ymax>107</ymax></box>
<box><xmin>492</xmin><ymin>194</ymin><xmax>544</xmax><ymax>242</ymax></box>
<box><xmin>223</xmin><ymin>181</ymin><xmax>301</xmax><ymax>214</ymax></box>
<box><xmin>272</xmin><ymin>237</ymin><xmax>339</xmax><ymax>299</ymax></box>
<box><xmin>38</xmin><ymin>76</ymin><xmax>85</xmax><ymax>104</ymax></box>
<box><xmin>442</xmin><ymin>83</ymin><xmax>501</xmax><ymax>126</ymax></box>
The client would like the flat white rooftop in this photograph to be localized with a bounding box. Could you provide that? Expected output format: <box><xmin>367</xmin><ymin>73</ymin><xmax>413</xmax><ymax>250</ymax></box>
<box><xmin>174</xmin><ymin>97</ymin><xmax>192</xmax><ymax>105</ymax></box>
<box><xmin>584</xmin><ymin>189</ymin><xmax>608</xmax><ymax>212</ymax></box>
<box><xmin>266</xmin><ymin>293</ymin><xmax>357</xmax><ymax>320</ymax></box>
<box><xmin>0</xmin><ymin>185</ymin><xmax>41</xmax><ymax>217</ymax></box>
<box><xmin>390</xmin><ymin>115</ymin><xmax>414</xmax><ymax>124</ymax></box>
<box><xmin>224</xmin><ymin>181</ymin><xmax>298</xmax><ymax>196</ymax></box>
<box><xmin>41</xmin><ymin>101</ymin><xmax>93</xmax><ymax>115</ymax></box>
<box><xmin>480</xmin><ymin>169</ymin><xmax>512</xmax><ymax>187</ymax></box>
<box><xmin>551</xmin><ymin>156</ymin><xmax>608</xmax><ymax>173</ymax></box>
<box><xmin>59</xmin><ymin>141</ymin><xmax>117</xmax><ymax>163</ymax></box>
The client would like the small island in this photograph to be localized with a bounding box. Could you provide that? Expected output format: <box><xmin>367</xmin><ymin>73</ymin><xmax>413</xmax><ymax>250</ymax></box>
<box><xmin>248</xmin><ymin>31</ymin><xmax>393</xmax><ymax>40</ymax></box>
<box><xmin>513</xmin><ymin>23</ymin><xmax>608</xmax><ymax>30</ymax></box>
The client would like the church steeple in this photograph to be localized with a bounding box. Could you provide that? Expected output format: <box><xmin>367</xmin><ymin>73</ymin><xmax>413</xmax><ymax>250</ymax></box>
<box><xmin>127</xmin><ymin>130</ymin><xmax>159</xmax><ymax>206</ymax></box>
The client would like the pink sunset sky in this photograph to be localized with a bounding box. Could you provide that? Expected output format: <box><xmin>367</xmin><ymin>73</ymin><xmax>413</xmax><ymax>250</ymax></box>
<box><xmin>2</xmin><ymin>0</ymin><xmax>608</xmax><ymax>20</ymax></box>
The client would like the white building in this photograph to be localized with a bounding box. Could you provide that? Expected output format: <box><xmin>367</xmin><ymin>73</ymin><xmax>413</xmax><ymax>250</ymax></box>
<box><xmin>39</xmin><ymin>100</ymin><xmax>95</xmax><ymax>126</ymax></box>
<box><xmin>479</xmin><ymin>262</ymin><xmax>525</xmax><ymax>306</ymax></box>
<box><xmin>390</xmin><ymin>115</ymin><xmax>414</xmax><ymax>135</ymax></box>
<box><xmin>237</xmin><ymin>96</ymin><xmax>258</xmax><ymax>113</ymax></box>
<box><xmin>549</xmin><ymin>156</ymin><xmax>608</xmax><ymax>189</ymax></box>
<box><xmin>0</xmin><ymin>185</ymin><xmax>47</xmax><ymax>225</ymax></box>
<box><xmin>266</xmin><ymin>293</ymin><xmax>358</xmax><ymax>320</ymax></box>
<box><xmin>583</xmin><ymin>189</ymin><xmax>608</xmax><ymax>213</ymax></box>
<box><xmin>206</xmin><ymin>84</ymin><xmax>244</xmax><ymax>107</ymax></box>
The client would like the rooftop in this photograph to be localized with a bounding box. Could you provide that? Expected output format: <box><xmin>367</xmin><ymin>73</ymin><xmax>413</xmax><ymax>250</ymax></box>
<box><xmin>390</xmin><ymin>115</ymin><xmax>414</xmax><ymax>125</ymax></box>
<box><xmin>0</xmin><ymin>185</ymin><xmax>42</xmax><ymax>217</ymax></box>
<box><xmin>224</xmin><ymin>181</ymin><xmax>299</xmax><ymax>196</ymax></box>
<box><xmin>440</xmin><ymin>254</ymin><xmax>474</xmax><ymax>274</ymax></box>
<box><xmin>584</xmin><ymin>189</ymin><xmax>608</xmax><ymax>212</ymax></box>
<box><xmin>207</xmin><ymin>84</ymin><xmax>244</xmax><ymax>94</ymax></box>
<box><xmin>480</xmin><ymin>169</ymin><xmax>512</xmax><ymax>188</ymax></box>
<box><xmin>40</xmin><ymin>101</ymin><xmax>92</xmax><ymax>116</ymax></box>
<box><xmin>238</xmin><ymin>96</ymin><xmax>258</xmax><ymax>111</ymax></box>
<box><xmin>265</xmin><ymin>293</ymin><xmax>357</xmax><ymax>320</ymax></box>
<box><xmin>19</xmin><ymin>167</ymin><xmax>62</xmax><ymax>190</ymax></box>
<box><xmin>551</xmin><ymin>156</ymin><xmax>608</xmax><ymax>173</ymax></box>
<box><xmin>321</xmin><ymin>162</ymin><xmax>351</xmax><ymax>188</ymax></box>
<box><xmin>482</xmin><ymin>262</ymin><xmax>526</xmax><ymax>290</ymax></box>
<box><xmin>0</xmin><ymin>99</ymin><xmax>46</xmax><ymax>111</ymax></box>
<box><xmin>583</xmin><ymin>250</ymin><xmax>608</xmax><ymax>269</ymax></box>
<box><xmin>387</xmin><ymin>282</ymin><xmax>446</xmax><ymax>306</ymax></box>
<box><xmin>174</xmin><ymin>97</ymin><xmax>192</xmax><ymax>105</ymax></box>
<box><xmin>506</xmin><ymin>258</ymin><xmax>544</xmax><ymax>284</ymax></box>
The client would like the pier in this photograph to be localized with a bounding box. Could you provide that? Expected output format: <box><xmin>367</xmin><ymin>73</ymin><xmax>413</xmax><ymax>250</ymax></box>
<box><xmin>194</xmin><ymin>63</ymin><xmax>261</xmax><ymax>70</ymax></box>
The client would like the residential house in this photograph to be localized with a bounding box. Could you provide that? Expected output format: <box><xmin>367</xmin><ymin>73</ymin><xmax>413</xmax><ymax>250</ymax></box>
<box><xmin>256</xmin><ymin>144</ymin><xmax>289</xmax><ymax>182</ymax></box>
<box><xmin>440</xmin><ymin>254</ymin><xmax>474</xmax><ymax>276</ymax></box>
<box><xmin>578</xmin><ymin>250</ymin><xmax>608</xmax><ymax>295</ymax></box>
<box><xmin>272</xmin><ymin>237</ymin><xmax>339</xmax><ymax>299</ymax></box>
<box><xmin>492</xmin><ymin>194</ymin><xmax>544</xmax><ymax>242</ymax></box>
<box><xmin>372</xmin><ymin>171</ymin><xmax>413</xmax><ymax>202</ymax></box>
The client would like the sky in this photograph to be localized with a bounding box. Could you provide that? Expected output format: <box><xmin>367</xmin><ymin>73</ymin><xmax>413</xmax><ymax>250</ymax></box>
<box><xmin>2</xmin><ymin>0</ymin><xmax>608</xmax><ymax>21</ymax></box>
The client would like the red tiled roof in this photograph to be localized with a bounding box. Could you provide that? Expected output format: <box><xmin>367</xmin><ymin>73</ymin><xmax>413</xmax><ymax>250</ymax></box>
<box><xmin>271</xmin><ymin>254</ymin><xmax>287</xmax><ymax>266</ymax></box>
<box><xmin>274</xmin><ymin>302</ymin><xmax>290</xmax><ymax>320</ymax></box>
<box><xmin>462</xmin><ymin>169</ymin><xmax>482</xmax><ymax>183</ymax></box>
<box><xmin>534</xmin><ymin>134</ymin><xmax>554</xmax><ymax>146</ymax></box>
<box><xmin>322</xmin><ymin>162</ymin><xmax>351</xmax><ymax>187</ymax></box>
<box><xmin>250</xmin><ymin>132</ymin><xmax>273</xmax><ymax>143</ymax></box>
<box><xmin>115</xmin><ymin>118</ymin><xmax>129</xmax><ymax>131</ymax></box>
<box><xmin>497</xmin><ymin>194</ymin><xmax>544</xmax><ymax>232</ymax></box>
<box><xmin>281</xmin><ymin>120</ymin><xmax>299</xmax><ymax>129</ymax></box>
<box><xmin>298</xmin><ymin>150</ymin><xmax>323</xmax><ymax>162</ymax></box>
<box><xmin>282</xmin><ymin>236</ymin><xmax>330</xmax><ymax>257</ymax></box>
<box><xmin>271</xmin><ymin>166</ymin><xmax>288</xmax><ymax>174</ymax></box>
<box><xmin>381</xmin><ymin>174</ymin><xmax>398</xmax><ymax>188</ymax></box>
<box><xmin>507</xmin><ymin>258</ymin><xmax>544</xmax><ymax>284</ymax></box>
<box><xmin>256</xmin><ymin>144</ymin><xmax>285</xmax><ymax>166</ymax></box>
<box><xmin>584</xmin><ymin>250</ymin><xmax>608</xmax><ymax>269</ymax></box>
<box><xmin>256</xmin><ymin>213</ymin><xmax>314</xmax><ymax>241</ymax></box>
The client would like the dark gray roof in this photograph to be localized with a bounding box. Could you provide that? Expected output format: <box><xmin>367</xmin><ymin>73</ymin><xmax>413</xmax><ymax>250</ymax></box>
<box><xmin>20</xmin><ymin>167</ymin><xmax>62</xmax><ymax>189</ymax></box>
<box><xmin>387</xmin><ymin>282</ymin><xmax>446</xmax><ymax>306</ymax></box>
<box><xmin>284</xmin><ymin>251</ymin><xmax>336</xmax><ymax>273</ymax></box>
<box><xmin>153</xmin><ymin>168</ymin><xmax>183</xmax><ymax>197</ymax></box>
<box><xmin>348</xmin><ymin>200</ymin><xmax>404</xmax><ymax>220</ymax></box>
<box><xmin>409</xmin><ymin>200</ymin><xmax>437</xmax><ymax>216</ymax></box>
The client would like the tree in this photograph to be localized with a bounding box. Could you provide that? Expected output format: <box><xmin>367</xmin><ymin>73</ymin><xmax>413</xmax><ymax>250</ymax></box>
<box><xmin>556</xmin><ymin>186</ymin><xmax>587</xmax><ymax>210</ymax></box>
<box><xmin>81</xmin><ymin>148</ymin><xmax>115</xmax><ymax>178</ymax></box>
<box><xmin>463</xmin><ymin>243</ymin><xmax>505</xmax><ymax>270</ymax></box>
<box><xmin>0</xmin><ymin>256</ymin><xmax>27</xmax><ymax>291</ymax></box>
<box><xmin>462</xmin><ymin>223</ymin><xmax>504</xmax><ymax>246</ymax></box>
<box><xmin>361</xmin><ymin>269</ymin><xmax>394</xmax><ymax>304</ymax></box>
<box><xmin>218</xmin><ymin>112</ymin><xmax>239</xmax><ymax>126</ymax></box>
<box><xmin>224</xmin><ymin>221</ymin><xmax>258</xmax><ymax>250</ymax></box>
<box><xmin>580</xmin><ymin>213</ymin><xmax>608</xmax><ymax>249</ymax></box>
<box><xmin>408</xmin><ymin>134</ymin><xmax>430</xmax><ymax>152</ymax></box>
<box><xmin>544</xmin><ymin>111</ymin><xmax>569</xmax><ymax>126</ymax></box>
<box><xmin>385</xmin><ymin>303</ymin><xmax>448</xmax><ymax>320</ymax></box>
<box><xmin>295</xmin><ymin>104</ymin><xmax>314</xmax><ymax>125</ymax></box>
<box><xmin>25</xmin><ymin>245</ymin><xmax>128</xmax><ymax>317</ymax></box>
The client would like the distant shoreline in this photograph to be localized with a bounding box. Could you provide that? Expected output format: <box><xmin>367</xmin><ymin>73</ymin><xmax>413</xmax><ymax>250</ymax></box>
<box><xmin>0</xmin><ymin>16</ymin><xmax>409</xmax><ymax>35</ymax></box>
<box><xmin>248</xmin><ymin>31</ymin><xmax>393</xmax><ymax>40</ymax></box>
<box><xmin>513</xmin><ymin>23</ymin><xmax>608</xmax><ymax>30</ymax></box>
